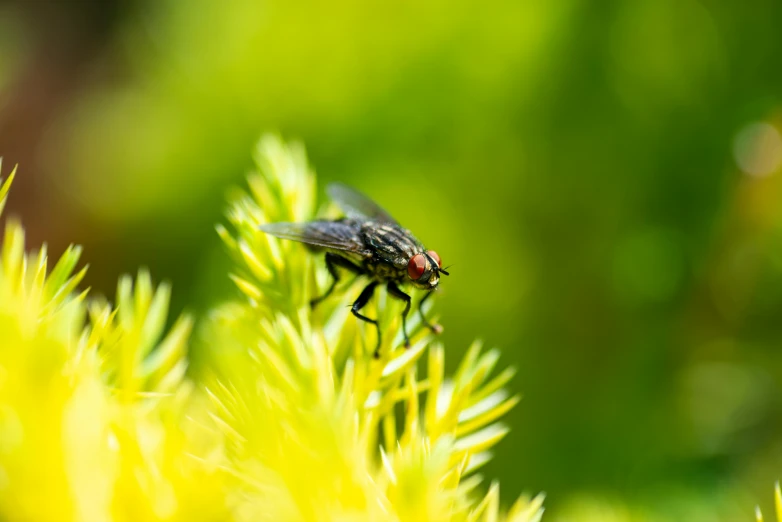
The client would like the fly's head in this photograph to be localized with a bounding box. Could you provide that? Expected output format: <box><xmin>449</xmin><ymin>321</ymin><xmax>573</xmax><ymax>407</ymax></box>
<box><xmin>406</xmin><ymin>250</ymin><xmax>449</xmax><ymax>289</ymax></box>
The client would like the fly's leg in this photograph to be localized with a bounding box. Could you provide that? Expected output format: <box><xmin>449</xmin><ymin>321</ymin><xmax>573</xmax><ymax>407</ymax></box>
<box><xmin>418</xmin><ymin>290</ymin><xmax>443</xmax><ymax>335</ymax></box>
<box><xmin>386</xmin><ymin>282</ymin><xmax>412</xmax><ymax>348</ymax></box>
<box><xmin>311</xmin><ymin>252</ymin><xmax>365</xmax><ymax>308</ymax></box>
<box><xmin>351</xmin><ymin>281</ymin><xmax>382</xmax><ymax>358</ymax></box>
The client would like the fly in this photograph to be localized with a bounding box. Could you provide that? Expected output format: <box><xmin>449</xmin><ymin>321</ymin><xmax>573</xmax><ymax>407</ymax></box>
<box><xmin>259</xmin><ymin>183</ymin><xmax>448</xmax><ymax>358</ymax></box>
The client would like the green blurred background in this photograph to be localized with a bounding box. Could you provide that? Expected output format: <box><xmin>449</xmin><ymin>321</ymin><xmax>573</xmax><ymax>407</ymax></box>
<box><xmin>3</xmin><ymin>0</ymin><xmax>782</xmax><ymax>519</ymax></box>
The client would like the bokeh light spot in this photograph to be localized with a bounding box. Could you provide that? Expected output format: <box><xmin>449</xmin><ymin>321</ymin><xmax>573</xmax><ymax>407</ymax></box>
<box><xmin>733</xmin><ymin>121</ymin><xmax>782</xmax><ymax>178</ymax></box>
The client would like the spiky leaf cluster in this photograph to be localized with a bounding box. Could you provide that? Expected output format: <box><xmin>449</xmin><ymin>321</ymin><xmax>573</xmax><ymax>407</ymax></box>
<box><xmin>205</xmin><ymin>135</ymin><xmax>543</xmax><ymax>521</ymax></box>
<box><xmin>0</xmin><ymin>134</ymin><xmax>542</xmax><ymax>522</ymax></box>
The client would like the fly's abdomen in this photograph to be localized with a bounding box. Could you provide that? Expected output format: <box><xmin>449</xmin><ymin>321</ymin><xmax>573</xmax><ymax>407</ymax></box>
<box><xmin>364</xmin><ymin>260</ymin><xmax>407</xmax><ymax>282</ymax></box>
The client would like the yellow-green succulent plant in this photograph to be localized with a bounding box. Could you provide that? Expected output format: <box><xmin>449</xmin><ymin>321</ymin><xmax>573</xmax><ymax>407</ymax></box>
<box><xmin>0</xmin><ymin>136</ymin><xmax>543</xmax><ymax>521</ymax></box>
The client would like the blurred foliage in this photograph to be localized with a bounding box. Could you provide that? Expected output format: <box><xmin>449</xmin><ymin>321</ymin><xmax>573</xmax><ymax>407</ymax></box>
<box><xmin>755</xmin><ymin>483</ymin><xmax>782</xmax><ymax>522</ymax></box>
<box><xmin>3</xmin><ymin>0</ymin><xmax>782</xmax><ymax>519</ymax></box>
<box><xmin>0</xmin><ymin>164</ymin><xmax>228</xmax><ymax>520</ymax></box>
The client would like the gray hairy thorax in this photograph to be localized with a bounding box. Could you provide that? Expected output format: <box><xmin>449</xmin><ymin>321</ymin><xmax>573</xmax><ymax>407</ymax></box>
<box><xmin>359</xmin><ymin>221</ymin><xmax>423</xmax><ymax>282</ymax></box>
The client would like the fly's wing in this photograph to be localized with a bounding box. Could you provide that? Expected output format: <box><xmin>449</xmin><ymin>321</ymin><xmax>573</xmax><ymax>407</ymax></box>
<box><xmin>327</xmin><ymin>183</ymin><xmax>400</xmax><ymax>226</ymax></box>
<box><xmin>259</xmin><ymin>221</ymin><xmax>373</xmax><ymax>258</ymax></box>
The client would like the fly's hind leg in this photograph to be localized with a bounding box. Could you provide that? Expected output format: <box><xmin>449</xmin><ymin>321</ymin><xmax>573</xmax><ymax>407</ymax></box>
<box><xmin>311</xmin><ymin>252</ymin><xmax>364</xmax><ymax>308</ymax></box>
<box><xmin>386</xmin><ymin>282</ymin><xmax>412</xmax><ymax>348</ymax></box>
<box><xmin>351</xmin><ymin>281</ymin><xmax>382</xmax><ymax>358</ymax></box>
<box><xmin>418</xmin><ymin>290</ymin><xmax>443</xmax><ymax>335</ymax></box>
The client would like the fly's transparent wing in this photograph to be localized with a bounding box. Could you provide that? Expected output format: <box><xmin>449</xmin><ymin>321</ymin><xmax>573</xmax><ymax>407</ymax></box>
<box><xmin>259</xmin><ymin>221</ymin><xmax>372</xmax><ymax>257</ymax></box>
<box><xmin>327</xmin><ymin>183</ymin><xmax>399</xmax><ymax>225</ymax></box>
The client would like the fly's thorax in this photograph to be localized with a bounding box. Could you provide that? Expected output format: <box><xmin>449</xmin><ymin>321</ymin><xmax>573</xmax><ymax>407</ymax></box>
<box><xmin>360</xmin><ymin>222</ymin><xmax>422</xmax><ymax>266</ymax></box>
<box><xmin>358</xmin><ymin>221</ymin><xmax>442</xmax><ymax>288</ymax></box>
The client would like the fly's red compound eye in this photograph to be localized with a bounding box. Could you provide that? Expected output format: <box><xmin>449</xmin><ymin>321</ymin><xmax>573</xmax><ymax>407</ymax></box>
<box><xmin>427</xmin><ymin>250</ymin><xmax>442</xmax><ymax>268</ymax></box>
<box><xmin>408</xmin><ymin>254</ymin><xmax>426</xmax><ymax>280</ymax></box>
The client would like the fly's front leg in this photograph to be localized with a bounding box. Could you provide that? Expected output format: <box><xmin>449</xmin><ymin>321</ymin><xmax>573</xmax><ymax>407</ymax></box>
<box><xmin>386</xmin><ymin>282</ymin><xmax>412</xmax><ymax>348</ymax></box>
<box><xmin>351</xmin><ymin>281</ymin><xmax>382</xmax><ymax>358</ymax></box>
<box><xmin>311</xmin><ymin>252</ymin><xmax>364</xmax><ymax>308</ymax></box>
<box><xmin>418</xmin><ymin>290</ymin><xmax>443</xmax><ymax>335</ymax></box>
